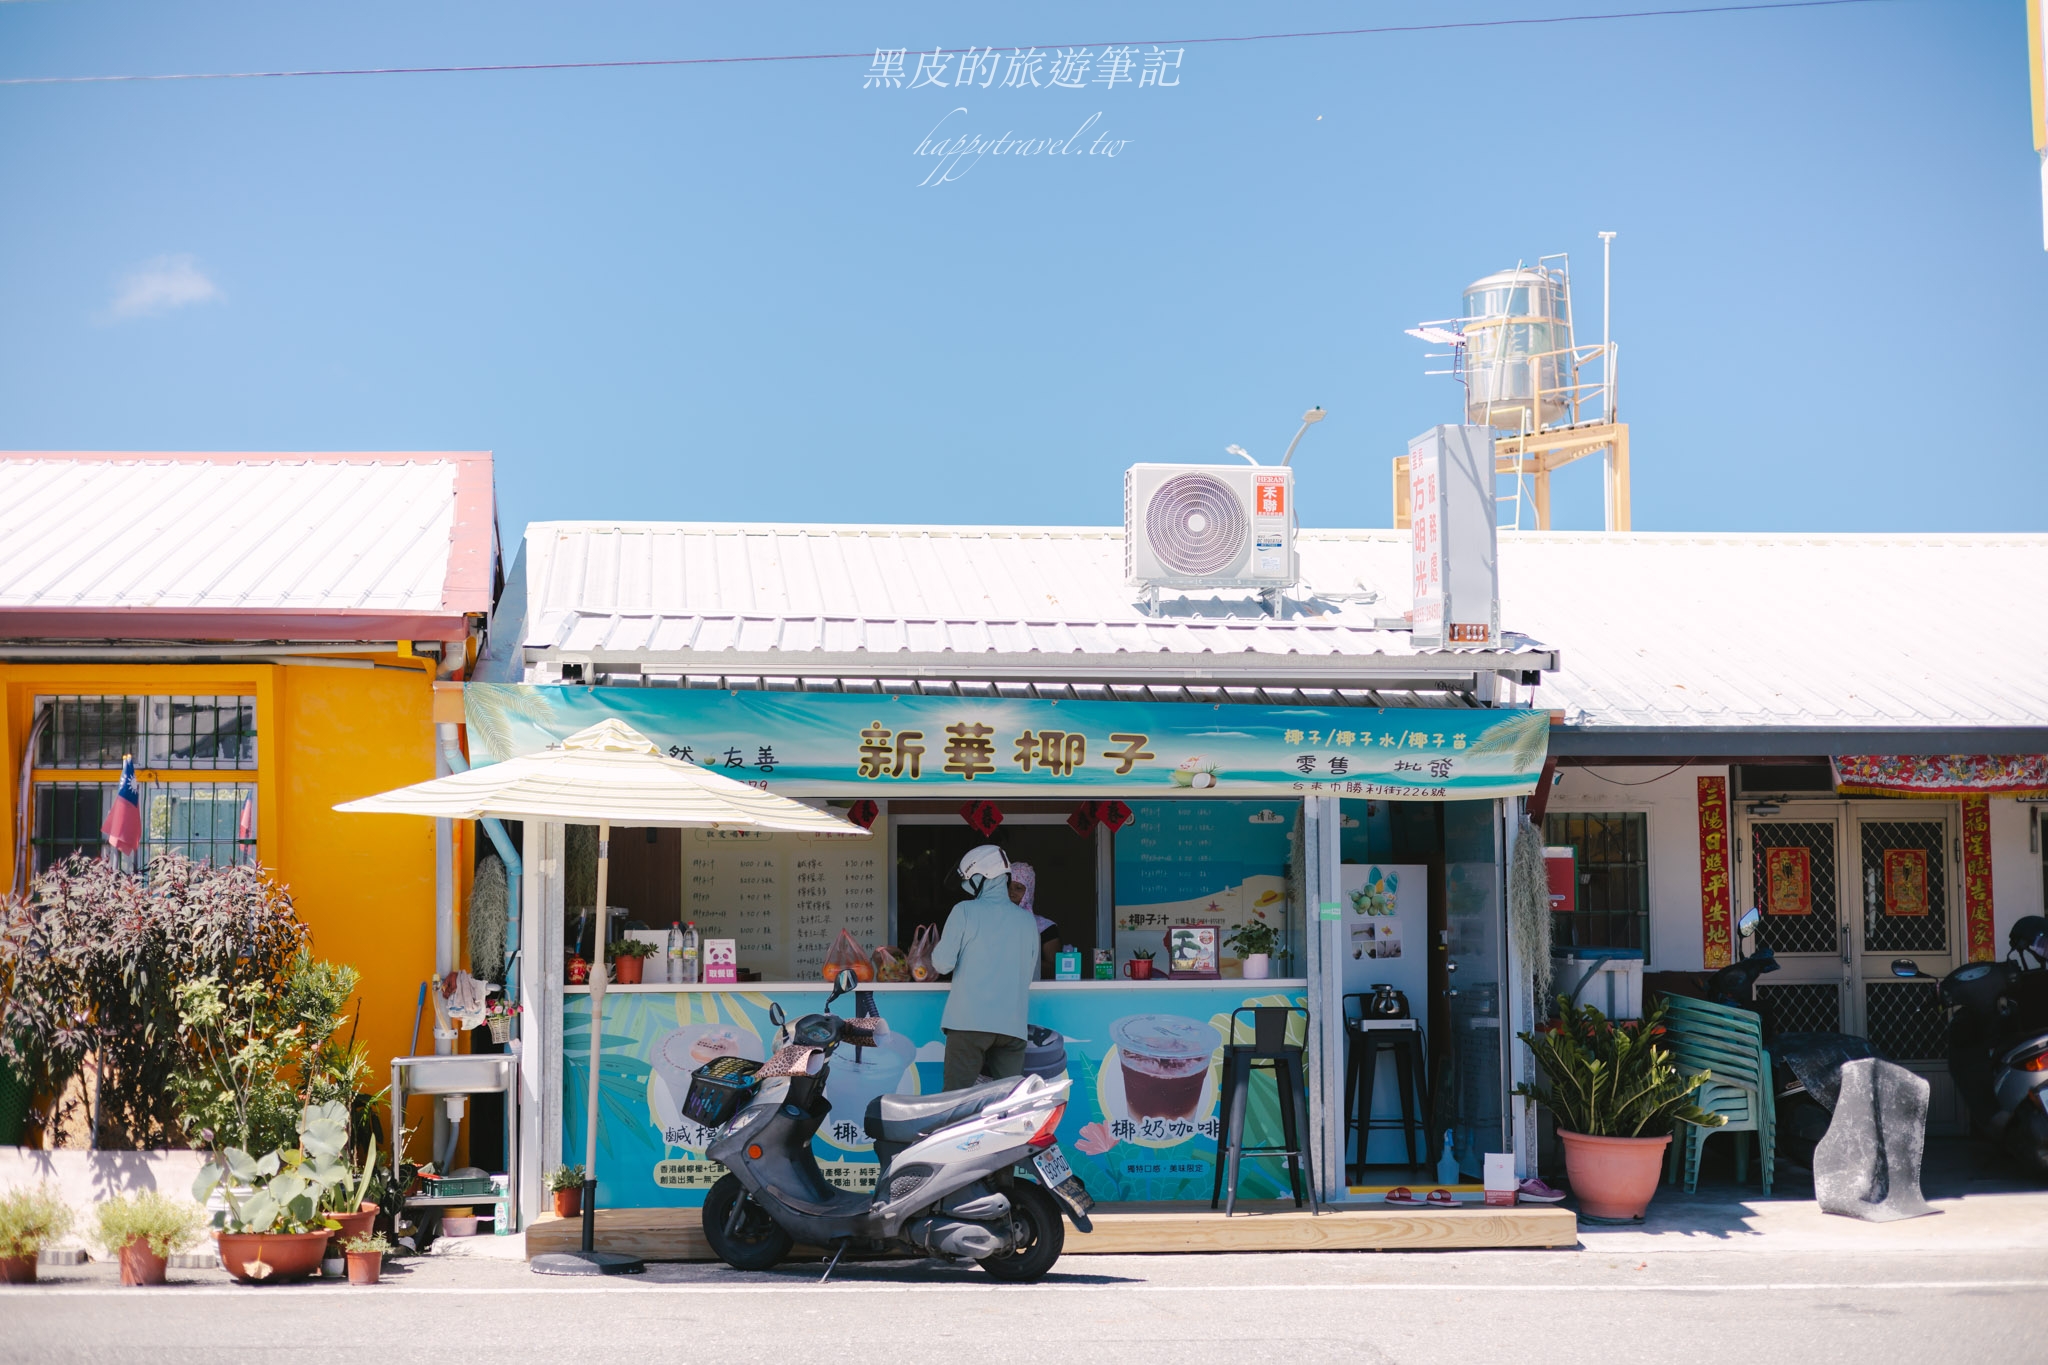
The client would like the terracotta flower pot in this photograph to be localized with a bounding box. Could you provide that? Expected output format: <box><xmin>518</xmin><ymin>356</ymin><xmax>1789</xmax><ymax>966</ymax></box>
<box><xmin>615</xmin><ymin>955</ymin><xmax>644</xmax><ymax>985</ymax></box>
<box><xmin>118</xmin><ymin>1238</ymin><xmax>169</xmax><ymax>1287</ymax></box>
<box><xmin>552</xmin><ymin>1186</ymin><xmax>582</xmax><ymax>1219</ymax></box>
<box><xmin>345</xmin><ymin>1249</ymin><xmax>382</xmax><ymax>1285</ymax></box>
<box><xmin>215</xmin><ymin>1230</ymin><xmax>330</xmax><ymax>1284</ymax></box>
<box><xmin>0</xmin><ymin>1253</ymin><xmax>36</xmax><ymax>1285</ymax></box>
<box><xmin>325</xmin><ymin>1203</ymin><xmax>379</xmax><ymax>1255</ymax></box>
<box><xmin>1558</xmin><ymin>1129</ymin><xmax>1672</xmax><ymax>1221</ymax></box>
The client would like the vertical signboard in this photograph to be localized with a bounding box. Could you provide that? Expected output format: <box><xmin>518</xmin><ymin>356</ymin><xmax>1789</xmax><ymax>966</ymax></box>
<box><xmin>1408</xmin><ymin>424</ymin><xmax>1500</xmax><ymax>649</ymax></box>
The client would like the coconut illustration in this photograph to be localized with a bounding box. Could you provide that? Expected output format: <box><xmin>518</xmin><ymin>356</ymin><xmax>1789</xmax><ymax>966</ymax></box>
<box><xmin>1170</xmin><ymin>756</ymin><xmax>1219</xmax><ymax>789</ymax></box>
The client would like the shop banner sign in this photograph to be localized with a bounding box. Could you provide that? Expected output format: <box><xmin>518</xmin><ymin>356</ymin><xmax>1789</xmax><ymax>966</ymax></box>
<box><xmin>1695</xmin><ymin>776</ymin><xmax>1733</xmax><ymax>970</ymax></box>
<box><xmin>1963</xmin><ymin>794</ymin><xmax>1995</xmax><ymax>962</ymax></box>
<box><xmin>467</xmin><ymin>684</ymin><xmax>1548</xmax><ymax>800</ymax></box>
<box><xmin>564</xmin><ymin>983</ymin><xmax>1310</xmax><ymax>1209</ymax></box>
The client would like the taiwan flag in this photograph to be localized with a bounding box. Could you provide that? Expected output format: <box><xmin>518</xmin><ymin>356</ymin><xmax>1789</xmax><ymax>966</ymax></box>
<box><xmin>101</xmin><ymin>754</ymin><xmax>142</xmax><ymax>855</ymax></box>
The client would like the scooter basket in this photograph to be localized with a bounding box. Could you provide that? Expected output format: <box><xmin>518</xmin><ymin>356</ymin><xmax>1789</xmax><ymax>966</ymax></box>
<box><xmin>683</xmin><ymin>1055</ymin><xmax>764</xmax><ymax>1127</ymax></box>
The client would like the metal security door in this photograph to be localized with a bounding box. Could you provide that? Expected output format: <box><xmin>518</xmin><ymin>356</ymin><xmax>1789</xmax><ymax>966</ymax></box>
<box><xmin>1739</xmin><ymin>815</ymin><xmax>1850</xmax><ymax>1037</ymax></box>
<box><xmin>1851</xmin><ymin>805</ymin><xmax>1961</xmax><ymax>1129</ymax></box>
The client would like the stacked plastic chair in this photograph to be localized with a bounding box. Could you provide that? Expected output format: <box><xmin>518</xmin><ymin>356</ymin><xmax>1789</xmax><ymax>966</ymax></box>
<box><xmin>1659</xmin><ymin>995</ymin><xmax>1774</xmax><ymax>1195</ymax></box>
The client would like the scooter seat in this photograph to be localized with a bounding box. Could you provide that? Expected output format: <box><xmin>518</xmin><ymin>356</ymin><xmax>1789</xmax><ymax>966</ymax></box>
<box><xmin>865</xmin><ymin>1077</ymin><xmax>1026</xmax><ymax>1145</ymax></box>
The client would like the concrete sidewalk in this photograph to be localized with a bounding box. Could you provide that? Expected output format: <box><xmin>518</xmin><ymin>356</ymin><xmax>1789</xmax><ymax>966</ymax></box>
<box><xmin>1577</xmin><ymin>1135</ymin><xmax>2048</xmax><ymax>1255</ymax></box>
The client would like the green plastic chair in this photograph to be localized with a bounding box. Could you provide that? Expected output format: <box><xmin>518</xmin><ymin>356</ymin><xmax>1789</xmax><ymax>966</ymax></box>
<box><xmin>1659</xmin><ymin>998</ymin><xmax>1774</xmax><ymax>1195</ymax></box>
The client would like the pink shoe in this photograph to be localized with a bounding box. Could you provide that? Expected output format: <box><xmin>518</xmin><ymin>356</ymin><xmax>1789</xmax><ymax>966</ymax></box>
<box><xmin>1517</xmin><ymin>1178</ymin><xmax>1566</xmax><ymax>1203</ymax></box>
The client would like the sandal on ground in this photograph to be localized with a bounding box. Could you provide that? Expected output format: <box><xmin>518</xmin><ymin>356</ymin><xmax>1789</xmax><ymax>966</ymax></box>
<box><xmin>1426</xmin><ymin>1188</ymin><xmax>1458</xmax><ymax>1207</ymax></box>
<box><xmin>1516</xmin><ymin>1178</ymin><xmax>1566</xmax><ymax>1204</ymax></box>
<box><xmin>1382</xmin><ymin>1187</ymin><xmax>1424</xmax><ymax>1206</ymax></box>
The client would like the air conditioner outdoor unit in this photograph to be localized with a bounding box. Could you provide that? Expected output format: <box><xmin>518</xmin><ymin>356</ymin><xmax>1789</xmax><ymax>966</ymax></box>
<box><xmin>1124</xmin><ymin>463</ymin><xmax>1296</xmax><ymax>590</ymax></box>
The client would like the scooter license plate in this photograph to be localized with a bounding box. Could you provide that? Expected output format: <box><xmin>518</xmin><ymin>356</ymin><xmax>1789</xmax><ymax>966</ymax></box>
<box><xmin>1033</xmin><ymin>1144</ymin><xmax>1094</xmax><ymax>1216</ymax></box>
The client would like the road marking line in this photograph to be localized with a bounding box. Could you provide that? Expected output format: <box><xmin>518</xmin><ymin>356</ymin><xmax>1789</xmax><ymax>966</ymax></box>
<box><xmin>12</xmin><ymin>1278</ymin><xmax>2047</xmax><ymax>1298</ymax></box>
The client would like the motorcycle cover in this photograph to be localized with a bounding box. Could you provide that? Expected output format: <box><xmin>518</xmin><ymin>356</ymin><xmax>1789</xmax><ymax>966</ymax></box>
<box><xmin>1811</xmin><ymin>1056</ymin><xmax>1934</xmax><ymax>1222</ymax></box>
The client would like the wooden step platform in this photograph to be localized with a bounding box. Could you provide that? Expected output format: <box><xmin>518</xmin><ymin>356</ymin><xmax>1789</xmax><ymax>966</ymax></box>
<box><xmin>524</xmin><ymin>1200</ymin><xmax>1575</xmax><ymax>1262</ymax></box>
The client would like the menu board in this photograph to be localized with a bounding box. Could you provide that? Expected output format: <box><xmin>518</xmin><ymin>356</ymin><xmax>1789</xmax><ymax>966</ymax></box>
<box><xmin>684</xmin><ymin>830</ymin><xmax>884</xmax><ymax>982</ymax></box>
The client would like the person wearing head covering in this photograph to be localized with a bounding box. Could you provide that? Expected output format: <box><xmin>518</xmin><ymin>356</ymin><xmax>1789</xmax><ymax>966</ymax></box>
<box><xmin>932</xmin><ymin>844</ymin><xmax>1040</xmax><ymax>1091</ymax></box>
<box><xmin>1006</xmin><ymin>860</ymin><xmax>1061</xmax><ymax>979</ymax></box>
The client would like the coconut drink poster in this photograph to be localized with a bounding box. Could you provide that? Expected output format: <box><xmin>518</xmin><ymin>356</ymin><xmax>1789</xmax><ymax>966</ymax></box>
<box><xmin>467</xmin><ymin>684</ymin><xmax>1549</xmax><ymax>799</ymax></box>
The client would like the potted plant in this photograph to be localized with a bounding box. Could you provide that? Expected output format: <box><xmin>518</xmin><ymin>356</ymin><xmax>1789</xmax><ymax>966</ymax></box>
<box><xmin>485</xmin><ymin>998</ymin><xmax>522</xmax><ymax>1044</ymax></box>
<box><xmin>546</xmin><ymin>1164</ymin><xmax>585</xmax><ymax>1219</ymax></box>
<box><xmin>0</xmin><ymin>1184</ymin><xmax>72</xmax><ymax>1285</ymax></box>
<box><xmin>1515</xmin><ymin>999</ymin><xmax>1724</xmax><ymax>1221</ymax></box>
<box><xmin>1225</xmin><ymin>915</ymin><xmax>1280</xmax><ymax>980</ymax></box>
<box><xmin>192</xmin><ymin>1099</ymin><xmax>356</xmax><ymax>1283</ymax></box>
<box><xmin>90</xmin><ymin>1190</ymin><xmax>206</xmax><ymax>1287</ymax></box>
<box><xmin>317</xmin><ymin>1132</ymin><xmax>379</xmax><ymax>1276</ymax></box>
<box><xmin>342</xmin><ymin>1231</ymin><xmax>391</xmax><ymax>1285</ymax></box>
<box><xmin>607</xmin><ymin>939</ymin><xmax>655</xmax><ymax>985</ymax></box>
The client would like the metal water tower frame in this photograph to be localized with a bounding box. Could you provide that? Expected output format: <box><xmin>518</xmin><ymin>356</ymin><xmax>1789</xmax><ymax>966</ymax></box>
<box><xmin>1396</xmin><ymin>232</ymin><xmax>1630</xmax><ymax>532</ymax></box>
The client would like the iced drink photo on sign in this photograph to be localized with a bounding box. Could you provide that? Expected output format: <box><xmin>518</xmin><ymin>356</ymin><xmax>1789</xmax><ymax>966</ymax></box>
<box><xmin>1114</xmin><ymin>1014</ymin><xmax>1221</xmax><ymax>1121</ymax></box>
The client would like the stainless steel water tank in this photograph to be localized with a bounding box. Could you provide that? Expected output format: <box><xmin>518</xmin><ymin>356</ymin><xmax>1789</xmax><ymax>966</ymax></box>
<box><xmin>1461</xmin><ymin>266</ymin><xmax>1574</xmax><ymax>431</ymax></box>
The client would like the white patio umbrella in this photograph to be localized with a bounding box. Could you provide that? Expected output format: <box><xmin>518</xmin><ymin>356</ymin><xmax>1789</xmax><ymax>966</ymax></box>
<box><xmin>336</xmin><ymin>717</ymin><xmax>868</xmax><ymax>1275</ymax></box>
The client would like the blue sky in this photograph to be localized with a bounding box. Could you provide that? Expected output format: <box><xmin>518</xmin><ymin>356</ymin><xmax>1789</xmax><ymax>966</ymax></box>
<box><xmin>1</xmin><ymin>2</ymin><xmax>2040</xmax><ymax>544</ymax></box>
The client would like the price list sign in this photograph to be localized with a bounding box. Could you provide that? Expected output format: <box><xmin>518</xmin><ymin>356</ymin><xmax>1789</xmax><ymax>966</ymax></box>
<box><xmin>686</xmin><ymin>830</ymin><xmax>882</xmax><ymax>982</ymax></box>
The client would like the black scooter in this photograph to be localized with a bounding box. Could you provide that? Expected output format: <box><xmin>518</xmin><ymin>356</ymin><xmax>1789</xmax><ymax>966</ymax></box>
<box><xmin>1893</xmin><ymin>915</ymin><xmax>2048</xmax><ymax>1179</ymax></box>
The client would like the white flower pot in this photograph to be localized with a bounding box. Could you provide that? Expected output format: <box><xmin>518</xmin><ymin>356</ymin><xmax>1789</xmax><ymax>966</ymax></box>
<box><xmin>1242</xmin><ymin>953</ymin><xmax>1271</xmax><ymax>980</ymax></box>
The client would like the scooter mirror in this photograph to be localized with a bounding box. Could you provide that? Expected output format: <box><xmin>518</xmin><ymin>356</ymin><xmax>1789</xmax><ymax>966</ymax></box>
<box><xmin>768</xmin><ymin>1001</ymin><xmax>786</xmax><ymax>1027</ymax></box>
<box><xmin>831</xmin><ymin>968</ymin><xmax>858</xmax><ymax>999</ymax></box>
<box><xmin>1736</xmin><ymin>907</ymin><xmax>1762</xmax><ymax>937</ymax></box>
<box><xmin>1891</xmin><ymin>958</ymin><xmax>1923</xmax><ymax>979</ymax></box>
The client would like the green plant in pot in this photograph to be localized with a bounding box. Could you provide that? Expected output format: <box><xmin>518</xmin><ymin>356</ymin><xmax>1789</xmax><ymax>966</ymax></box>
<box><xmin>546</xmin><ymin>1163</ymin><xmax>586</xmax><ymax>1219</ymax></box>
<box><xmin>1224</xmin><ymin>915</ymin><xmax>1280</xmax><ymax>980</ymax></box>
<box><xmin>192</xmin><ymin>1099</ymin><xmax>355</xmax><ymax>1283</ymax></box>
<box><xmin>1514</xmin><ymin>998</ymin><xmax>1724</xmax><ymax>1221</ymax></box>
<box><xmin>91</xmin><ymin>1191</ymin><xmax>206</xmax><ymax>1287</ymax></box>
<box><xmin>606</xmin><ymin>938</ymin><xmax>656</xmax><ymax>985</ymax></box>
<box><xmin>342</xmin><ymin>1231</ymin><xmax>391</xmax><ymax>1285</ymax></box>
<box><xmin>0</xmin><ymin>1184</ymin><xmax>73</xmax><ymax>1285</ymax></box>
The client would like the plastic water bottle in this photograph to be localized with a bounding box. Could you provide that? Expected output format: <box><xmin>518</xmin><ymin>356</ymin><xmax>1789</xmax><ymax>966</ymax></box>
<box><xmin>680</xmin><ymin>921</ymin><xmax>702</xmax><ymax>984</ymax></box>
<box><xmin>1437</xmin><ymin>1131</ymin><xmax>1460</xmax><ymax>1187</ymax></box>
<box><xmin>666</xmin><ymin>922</ymin><xmax>685</xmax><ymax>984</ymax></box>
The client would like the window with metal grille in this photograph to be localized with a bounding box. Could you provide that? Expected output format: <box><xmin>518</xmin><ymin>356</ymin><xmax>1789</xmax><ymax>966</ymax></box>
<box><xmin>1543</xmin><ymin>811</ymin><xmax>1649</xmax><ymax>958</ymax></box>
<box><xmin>30</xmin><ymin>780</ymin><xmax>257</xmax><ymax>875</ymax></box>
<box><xmin>35</xmin><ymin>695</ymin><xmax>257</xmax><ymax>770</ymax></box>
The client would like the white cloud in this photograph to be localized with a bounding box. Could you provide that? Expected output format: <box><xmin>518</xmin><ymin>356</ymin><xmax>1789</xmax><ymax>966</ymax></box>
<box><xmin>106</xmin><ymin>254</ymin><xmax>221</xmax><ymax>321</ymax></box>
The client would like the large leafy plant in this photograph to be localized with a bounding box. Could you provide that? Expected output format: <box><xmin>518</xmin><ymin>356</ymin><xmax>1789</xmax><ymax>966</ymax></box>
<box><xmin>1515</xmin><ymin>998</ymin><xmax>1726</xmax><ymax>1139</ymax></box>
<box><xmin>192</xmin><ymin>1101</ymin><xmax>355</xmax><ymax>1235</ymax></box>
<box><xmin>0</xmin><ymin>854</ymin><xmax>305</xmax><ymax>1147</ymax></box>
<box><xmin>171</xmin><ymin>953</ymin><xmax>377</xmax><ymax>1158</ymax></box>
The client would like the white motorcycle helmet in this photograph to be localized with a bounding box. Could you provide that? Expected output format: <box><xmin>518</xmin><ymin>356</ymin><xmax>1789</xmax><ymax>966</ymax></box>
<box><xmin>957</xmin><ymin>844</ymin><xmax>1012</xmax><ymax>898</ymax></box>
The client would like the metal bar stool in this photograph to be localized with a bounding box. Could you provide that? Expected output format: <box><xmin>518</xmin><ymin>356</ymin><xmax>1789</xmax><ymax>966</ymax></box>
<box><xmin>1210</xmin><ymin>1005</ymin><xmax>1318</xmax><ymax>1217</ymax></box>
<box><xmin>1345</xmin><ymin>1015</ymin><xmax>1430</xmax><ymax>1180</ymax></box>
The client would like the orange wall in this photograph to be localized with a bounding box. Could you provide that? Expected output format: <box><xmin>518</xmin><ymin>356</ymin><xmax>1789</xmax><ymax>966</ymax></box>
<box><xmin>2</xmin><ymin>660</ymin><xmax>469</xmax><ymax>1158</ymax></box>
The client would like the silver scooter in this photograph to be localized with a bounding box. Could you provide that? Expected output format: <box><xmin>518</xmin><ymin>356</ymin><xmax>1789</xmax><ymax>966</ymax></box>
<box><xmin>700</xmin><ymin>969</ymin><xmax>1093</xmax><ymax>1280</ymax></box>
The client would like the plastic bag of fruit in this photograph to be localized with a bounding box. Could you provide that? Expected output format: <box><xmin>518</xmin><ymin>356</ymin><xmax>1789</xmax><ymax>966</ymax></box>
<box><xmin>822</xmin><ymin>928</ymin><xmax>874</xmax><ymax>982</ymax></box>
<box><xmin>906</xmin><ymin>924</ymin><xmax>938</xmax><ymax>982</ymax></box>
<box><xmin>872</xmin><ymin>944</ymin><xmax>910</xmax><ymax>982</ymax></box>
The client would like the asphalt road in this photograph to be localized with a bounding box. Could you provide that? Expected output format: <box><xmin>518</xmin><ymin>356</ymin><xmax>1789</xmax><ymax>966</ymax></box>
<box><xmin>7</xmin><ymin>1247</ymin><xmax>2045</xmax><ymax>1365</ymax></box>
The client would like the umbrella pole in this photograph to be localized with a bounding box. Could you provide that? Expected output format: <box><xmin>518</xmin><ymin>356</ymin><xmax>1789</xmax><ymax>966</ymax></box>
<box><xmin>533</xmin><ymin>819</ymin><xmax>644</xmax><ymax>1276</ymax></box>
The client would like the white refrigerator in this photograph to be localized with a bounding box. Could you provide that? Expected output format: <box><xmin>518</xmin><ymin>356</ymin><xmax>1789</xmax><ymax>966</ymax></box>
<box><xmin>1339</xmin><ymin>863</ymin><xmax>1430</xmax><ymax>1167</ymax></box>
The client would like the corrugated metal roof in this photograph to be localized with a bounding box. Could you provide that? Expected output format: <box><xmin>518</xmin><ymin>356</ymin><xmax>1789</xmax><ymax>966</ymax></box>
<box><xmin>511</xmin><ymin>521</ymin><xmax>2048</xmax><ymax>732</ymax></box>
<box><xmin>1498</xmin><ymin>531</ymin><xmax>2048</xmax><ymax>731</ymax></box>
<box><xmin>517</xmin><ymin>522</ymin><xmax>1544</xmax><ymax>682</ymax></box>
<box><xmin>0</xmin><ymin>452</ymin><xmax>496</xmax><ymax>642</ymax></box>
